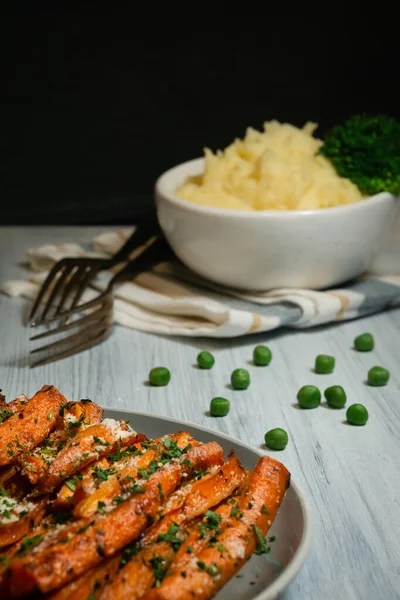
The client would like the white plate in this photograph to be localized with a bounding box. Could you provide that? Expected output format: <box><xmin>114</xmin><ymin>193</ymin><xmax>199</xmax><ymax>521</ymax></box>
<box><xmin>104</xmin><ymin>407</ymin><xmax>312</xmax><ymax>600</ymax></box>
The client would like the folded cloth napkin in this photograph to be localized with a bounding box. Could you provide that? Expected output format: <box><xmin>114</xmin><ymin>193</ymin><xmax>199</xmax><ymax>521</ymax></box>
<box><xmin>2</xmin><ymin>229</ymin><xmax>400</xmax><ymax>338</ymax></box>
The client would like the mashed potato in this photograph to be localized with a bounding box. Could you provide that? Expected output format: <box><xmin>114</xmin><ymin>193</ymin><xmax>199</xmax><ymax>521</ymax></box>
<box><xmin>176</xmin><ymin>121</ymin><xmax>363</xmax><ymax>211</ymax></box>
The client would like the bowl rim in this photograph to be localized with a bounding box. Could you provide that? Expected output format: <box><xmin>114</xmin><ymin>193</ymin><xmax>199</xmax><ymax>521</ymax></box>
<box><xmin>155</xmin><ymin>156</ymin><xmax>397</xmax><ymax>219</ymax></box>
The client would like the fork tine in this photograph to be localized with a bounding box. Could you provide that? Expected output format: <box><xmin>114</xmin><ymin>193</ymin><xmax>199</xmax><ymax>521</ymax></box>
<box><xmin>29</xmin><ymin>302</ymin><xmax>110</xmax><ymax>341</ymax></box>
<box><xmin>68</xmin><ymin>264</ymin><xmax>101</xmax><ymax>312</ymax></box>
<box><xmin>30</xmin><ymin>325</ymin><xmax>113</xmax><ymax>368</ymax></box>
<box><xmin>52</xmin><ymin>264</ymin><xmax>89</xmax><ymax>317</ymax></box>
<box><xmin>43</xmin><ymin>290</ymin><xmax>109</xmax><ymax>324</ymax></box>
<box><xmin>35</xmin><ymin>263</ymin><xmax>76</xmax><ymax>325</ymax></box>
<box><xmin>30</xmin><ymin>310</ymin><xmax>113</xmax><ymax>355</ymax></box>
<box><xmin>28</xmin><ymin>259</ymin><xmax>68</xmax><ymax>323</ymax></box>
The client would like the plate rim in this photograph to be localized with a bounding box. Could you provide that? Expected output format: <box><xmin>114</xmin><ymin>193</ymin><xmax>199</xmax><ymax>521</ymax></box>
<box><xmin>104</xmin><ymin>406</ymin><xmax>313</xmax><ymax>600</ymax></box>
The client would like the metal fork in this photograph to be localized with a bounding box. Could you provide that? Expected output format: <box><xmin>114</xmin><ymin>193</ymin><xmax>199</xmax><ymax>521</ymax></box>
<box><xmin>28</xmin><ymin>218</ymin><xmax>161</xmax><ymax>326</ymax></box>
<box><xmin>29</xmin><ymin>234</ymin><xmax>173</xmax><ymax>367</ymax></box>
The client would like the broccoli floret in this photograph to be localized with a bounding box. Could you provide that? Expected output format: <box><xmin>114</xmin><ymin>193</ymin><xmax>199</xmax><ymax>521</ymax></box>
<box><xmin>319</xmin><ymin>114</ymin><xmax>400</xmax><ymax>196</ymax></box>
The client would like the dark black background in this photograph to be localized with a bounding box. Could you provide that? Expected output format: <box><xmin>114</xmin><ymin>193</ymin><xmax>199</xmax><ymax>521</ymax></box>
<box><xmin>1</xmin><ymin>3</ymin><xmax>399</xmax><ymax>224</ymax></box>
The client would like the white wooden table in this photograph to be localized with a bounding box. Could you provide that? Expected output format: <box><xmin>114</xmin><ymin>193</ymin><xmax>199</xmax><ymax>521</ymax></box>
<box><xmin>0</xmin><ymin>227</ymin><xmax>399</xmax><ymax>600</ymax></box>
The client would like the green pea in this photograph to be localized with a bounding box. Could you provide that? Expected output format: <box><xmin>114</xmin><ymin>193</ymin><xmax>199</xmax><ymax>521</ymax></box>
<box><xmin>367</xmin><ymin>366</ymin><xmax>390</xmax><ymax>387</ymax></box>
<box><xmin>231</xmin><ymin>369</ymin><xmax>250</xmax><ymax>390</ymax></box>
<box><xmin>264</xmin><ymin>428</ymin><xmax>288</xmax><ymax>450</ymax></box>
<box><xmin>253</xmin><ymin>345</ymin><xmax>272</xmax><ymax>366</ymax></box>
<box><xmin>149</xmin><ymin>367</ymin><xmax>171</xmax><ymax>387</ymax></box>
<box><xmin>297</xmin><ymin>385</ymin><xmax>321</xmax><ymax>409</ymax></box>
<box><xmin>315</xmin><ymin>354</ymin><xmax>335</xmax><ymax>374</ymax></box>
<box><xmin>210</xmin><ymin>397</ymin><xmax>230</xmax><ymax>417</ymax></box>
<box><xmin>197</xmin><ymin>351</ymin><xmax>215</xmax><ymax>369</ymax></box>
<box><xmin>324</xmin><ymin>385</ymin><xmax>347</xmax><ymax>409</ymax></box>
<box><xmin>346</xmin><ymin>403</ymin><xmax>369</xmax><ymax>426</ymax></box>
<box><xmin>354</xmin><ymin>332</ymin><xmax>374</xmax><ymax>352</ymax></box>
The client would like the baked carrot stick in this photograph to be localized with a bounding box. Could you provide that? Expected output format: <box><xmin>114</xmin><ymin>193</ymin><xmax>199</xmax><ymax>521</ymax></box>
<box><xmin>6</xmin><ymin>441</ymin><xmax>224</xmax><ymax>596</ymax></box>
<box><xmin>19</xmin><ymin>400</ymin><xmax>105</xmax><ymax>486</ymax></box>
<box><xmin>34</xmin><ymin>421</ymin><xmax>145</xmax><ymax>495</ymax></box>
<box><xmin>0</xmin><ymin>499</ymin><xmax>46</xmax><ymax>548</ymax></box>
<box><xmin>73</xmin><ymin>432</ymin><xmax>197</xmax><ymax>518</ymax></box>
<box><xmin>98</xmin><ymin>453</ymin><xmax>246</xmax><ymax>600</ymax></box>
<box><xmin>142</xmin><ymin>456</ymin><xmax>290</xmax><ymax>600</ymax></box>
<box><xmin>0</xmin><ymin>386</ymin><xmax>66</xmax><ymax>467</ymax></box>
<box><xmin>45</xmin><ymin>556</ymin><xmax>121</xmax><ymax>600</ymax></box>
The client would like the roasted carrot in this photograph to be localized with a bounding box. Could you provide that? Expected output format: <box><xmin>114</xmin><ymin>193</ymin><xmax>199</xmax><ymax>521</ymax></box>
<box><xmin>19</xmin><ymin>400</ymin><xmax>105</xmax><ymax>486</ymax></box>
<box><xmin>73</xmin><ymin>432</ymin><xmax>197</xmax><ymax>518</ymax></box>
<box><xmin>98</xmin><ymin>453</ymin><xmax>246</xmax><ymax>600</ymax></box>
<box><xmin>0</xmin><ymin>386</ymin><xmax>66</xmax><ymax>467</ymax></box>
<box><xmin>45</xmin><ymin>556</ymin><xmax>121</xmax><ymax>600</ymax></box>
<box><xmin>6</xmin><ymin>441</ymin><xmax>224</xmax><ymax>596</ymax></box>
<box><xmin>34</xmin><ymin>421</ymin><xmax>145</xmax><ymax>495</ymax></box>
<box><xmin>142</xmin><ymin>455</ymin><xmax>290</xmax><ymax>600</ymax></box>
<box><xmin>0</xmin><ymin>499</ymin><xmax>46</xmax><ymax>548</ymax></box>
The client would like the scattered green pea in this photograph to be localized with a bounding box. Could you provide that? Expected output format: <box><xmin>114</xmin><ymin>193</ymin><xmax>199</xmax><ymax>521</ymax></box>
<box><xmin>346</xmin><ymin>403</ymin><xmax>369</xmax><ymax>426</ymax></box>
<box><xmin>231</xmin><ymin>368</ymin><xmax>250</xmax><ymax>390</ymax></box>
<box><xmin>264</xmin><ymin>428</ymin><xmax>288</xmax><ymax>450</ymax></box>
<box><xmin>324</xmin><ymin>385</ymin><xmax>347</xmax><ymax>409</ymax></box>
<box><xmin>149</xmin><ymin>367</ymin><xmax>171</xmax><ymax>387</ymax></box>
<box><xmin>253</xmin><ymin>345</ymin><xmax>272</xmax><ymax>366</ymax></box>
<box><xmin>210</xmin><ymin>397</ymin><xmax>230</xmax><ymax>417</ymax></box>
<box><xmin>197</xmin><ymin>351</ymin><xmax>215</xmax><ymax>369</ymax></box>
<box><xmin>297</xmin><ymin>385</ymin><xmax>321</xmax><ymax>409</ymax></box>
<box><xmin>367</xmin><ymin>366</ymin><xmax>390</xmax><ymax>386</ymax></box>
<box><xmin>315</xmin><ymin>355</ymin><xmax>335</xmax><ymax>374</ymax></box>
<box><xmin>354</xmin><ymin>332</ymin><xmax>374</xmax><ymax>352</ymax></box>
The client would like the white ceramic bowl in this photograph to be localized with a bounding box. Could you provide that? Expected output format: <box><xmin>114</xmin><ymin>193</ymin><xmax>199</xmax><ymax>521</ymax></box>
<box><xmin>155</xmin><ymin>157</ymin><xmax>399</xmax><ymax>291</ymax></box>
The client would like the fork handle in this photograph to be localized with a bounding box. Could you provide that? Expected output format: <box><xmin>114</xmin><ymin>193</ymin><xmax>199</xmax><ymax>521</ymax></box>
<box><xmin>107</xmin><ymin>235</ymin><xmax>173</xmax><ymax>289</ymax></box>
<box><xmin>109</xmin><ymin>218</ymin><xmax>161</xmax><ymax>266</ymax></box>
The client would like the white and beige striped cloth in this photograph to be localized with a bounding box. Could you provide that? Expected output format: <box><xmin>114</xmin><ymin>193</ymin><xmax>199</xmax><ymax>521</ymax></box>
<box><xmin>2</xmin><ymin>229</ymin><xmax>400</xmax><ymax>337</ymax></box>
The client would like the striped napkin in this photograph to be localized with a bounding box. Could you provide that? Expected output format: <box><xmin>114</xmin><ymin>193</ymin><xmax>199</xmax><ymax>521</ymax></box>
<box><xmin>2</xmin><ymin>228</ymin><xmax>400</xmax><ymax>338</ymax></box>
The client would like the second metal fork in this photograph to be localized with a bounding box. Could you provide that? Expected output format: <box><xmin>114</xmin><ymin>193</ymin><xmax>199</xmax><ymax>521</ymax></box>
<box><xmin>29</xmin><ymin>218</ymin><xmax>161</xmax><ymax>326</ymax></box>
<box><xmin>29</xmin><ymin>234</ymin><xmax>174</xmax><ymax>367</ymax></box>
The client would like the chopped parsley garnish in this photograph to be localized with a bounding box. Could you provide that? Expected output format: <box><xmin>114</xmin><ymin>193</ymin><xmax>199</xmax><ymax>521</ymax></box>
<box><xmin>262</xmin><ymin>505</ymin><xmax>269</xmax><ymax>515</ymax></box>
<box><xmin>0</xmin><ymin>408</ymin><xmax>13</xmax><ymax>423</ymax></box>
<box><xmin>92</xmin><ymin>466</ymin><xmax>116</xmax><ymax>483</ymax></box>
<box><xmin>92</xmin><ymin>436</ymin><xmax>110</xmax><ymax>447</ymax></box>
<box><xmin>204</xmin><ymin>511</ymin><xmax>221</xmax><ymax>528</ymax></box>
<box><xmin>67</xmin><ymin>414</ymin><xmax>85</xmax><ymax>430</ymax></box>
<box><xmin>126</xmin><ymin>481</ymin><xmax>147</xmax><ymax>495</ymax></box>
<box><xmin>64</xmin><ymin>473</ymin><xmax>83</xmax><ymax>492</ymax></box>
<box><xmin>253</xmin><ymin>525</ymin><xmax>271</xmax><ymax>555</ymax></box>
<box><xmin>157</xmin><ymin>523</ymin><xmax>182</xmax><ymax>551</ymax></box>
<box><xmin>77</xmin><ymin>521</ymin><xmax>94</xmax><ymax>534</ymax></box>
<box><xmin>16</xmin><ymin>535</ymin><xmax>43</xmax><ymax>554</ymax></box>
<box><xmin>157</xmin><ymin>483</ymin><xmax>165</xmax><ymax>499</ymax></box>
<box><xmin>97</xmin><ymin>501</ymin><xmax>107</xmax><ymax>514</ymax></box>
<box><xmin>149</xmin><ymin>556</ymin><xmax>167</xmax><ymax>586</ymax></box>
<box><xmin>119</xmin><ymin>543</ymin><xmax>141</xmax><ymax>567</ymax></box>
